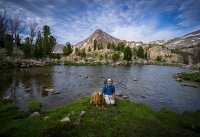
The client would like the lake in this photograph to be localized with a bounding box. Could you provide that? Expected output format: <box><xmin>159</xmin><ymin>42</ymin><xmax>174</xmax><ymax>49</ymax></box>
<box><xmin>0</xmin><ymin>65</ymin><xmax>200</xmax><ymax>113</ymax></box>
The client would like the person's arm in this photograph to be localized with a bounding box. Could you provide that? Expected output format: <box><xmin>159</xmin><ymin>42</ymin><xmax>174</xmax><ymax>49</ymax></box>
<box><xmin>112</xmin><ymin>85</ymin><xmax>115</xmax><ymax>99</ymax></box>
<box><xmin>100</xmin><ymin>85</ymin><xmax>106</xmax><ymax>95</ymax></box>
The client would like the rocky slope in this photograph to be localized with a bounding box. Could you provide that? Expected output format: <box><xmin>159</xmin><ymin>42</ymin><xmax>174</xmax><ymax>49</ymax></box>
<box><xmin>74</xmin><ymin>29</ymin><xmax>122</xmax><ymax>51</ymax></box>
<box><xmin>74</xmin><ymin>29</ymin><xmax>144</xmax><ymax>51</ymax></box>
<box><xmin>53</xmin><ymin>44</ymin><xmax>64</xmax><ymax>54</ymax></box>
<box><xmin>164</xmin><ymin>29</ymin><xmax>200</xmax><ymax>49</ymax></box>
<box><xmin>64</xmin><ymin>28</ymin><xmax>200</xmax><ymax>67</ymax></box>
<box><xmin>149</xmin><ymin>40</ymin><xmax>166</xmax><ymax>45</ymax></box>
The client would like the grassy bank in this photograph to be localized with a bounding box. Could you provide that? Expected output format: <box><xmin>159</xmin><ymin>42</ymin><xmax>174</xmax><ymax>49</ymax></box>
<box><xmin>0</xmin><ymin>97</ymin><xmax>200</xmax><ymax>137</ymax></box>
<box><xmin>146</xmin><ymin>61</ymin><xmax>185</xmax><ymax>67</ymax></box>
<box><xmin>177</xmin><ymin>72</ymin><xmax>200</xmax><ymax>83</ymax></box>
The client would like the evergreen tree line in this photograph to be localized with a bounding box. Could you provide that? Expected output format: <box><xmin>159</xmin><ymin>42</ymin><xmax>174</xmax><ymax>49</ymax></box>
<box><xmin>63</xmin><ymin>42</ymin><xmax>73</xmax><ymax>56</ymax></box>
<box><xmin>0</xmin><ymin>11</ymin><xmax>57</xmax><ymax>58</ymax></box>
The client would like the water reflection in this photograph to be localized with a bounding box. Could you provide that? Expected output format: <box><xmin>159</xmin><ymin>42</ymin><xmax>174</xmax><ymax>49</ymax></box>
<box><xmin>0</xmin><ymin>65</ymin><xmax>200</xmax><ymax>113</ymax></box>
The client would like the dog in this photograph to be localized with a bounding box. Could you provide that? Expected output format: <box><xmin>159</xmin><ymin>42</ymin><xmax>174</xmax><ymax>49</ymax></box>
<box><xmin>90</xmin><ymin>91</ymin><xmax>104</xmax><ymax>107</ymax></box>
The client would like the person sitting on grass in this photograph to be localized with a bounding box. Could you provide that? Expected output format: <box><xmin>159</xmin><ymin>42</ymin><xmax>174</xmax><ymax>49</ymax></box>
<box><xmin>100</xmin><ymin>79</ymin><xmax>115</xmax><ymax>105</ymax></box>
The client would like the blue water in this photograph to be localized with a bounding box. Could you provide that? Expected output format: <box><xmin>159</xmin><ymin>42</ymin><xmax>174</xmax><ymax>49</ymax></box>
<box><xmin>0</xmin><ymin>65</ymin><xmax>200</xmax><ymax>113</ymax></box>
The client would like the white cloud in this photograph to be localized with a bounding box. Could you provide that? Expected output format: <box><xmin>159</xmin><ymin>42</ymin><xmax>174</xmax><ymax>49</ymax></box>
<box><xmin>1</xmin><ymin>0</ymin><xmax>200</xmax><ymax>45</ymax></box>
<box><xmin>111</xmin><ymin>25</ymin><xmax>185</xmax><ymax>43</ymax></box>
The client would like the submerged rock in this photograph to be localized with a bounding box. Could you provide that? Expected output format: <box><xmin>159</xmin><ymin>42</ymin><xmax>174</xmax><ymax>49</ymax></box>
<box><xmin>181</xmin><ymin>84</ymin><xmax>197</xmax><ymax>88</ymax></box>
<box><xmin>141</xmin><ymin>95</ymin><xmax>146</xmax><ymax>98</ymax></box>
<box><xmin>175</xmin><ymin>78</ymin><xmax>183</xmax><ymax>82</ymax></box>
<box><xmin>131</xmin><ymin>76</ymin><xmax>138</xmax><ymax>81</ymax></box>
<box><xmin>115</xmin><ymin>92</ymin><xmax>123</xmax><ymax>97</ymax></box>
<box><xmin>122</xmin><ymin>95</ymin><xmax>129</xmax><ymax>99</ymax></box>
<box><xmin>51</xmin><ymin>91</ymin><xmax>61</xmax><ymax>95</ymax></box>
<box><xmin>25</xmin><ymin>88</ymin><xmax>31</xmax><ymax>92</ymax></box>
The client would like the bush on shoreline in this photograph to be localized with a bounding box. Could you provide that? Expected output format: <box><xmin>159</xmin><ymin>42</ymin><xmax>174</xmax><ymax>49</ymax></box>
<box><xmin>177</xmin><ymin>72</ymin><xmax>200</xmax><ymax>83</ymax></box>
<box><xmin>28</xmin><ymin>100</ymin><xmax>41</xmax><ymax>113</ymax></box>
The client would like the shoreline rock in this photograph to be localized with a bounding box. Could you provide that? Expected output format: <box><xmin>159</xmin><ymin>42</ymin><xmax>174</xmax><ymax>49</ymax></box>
<box><xmin>30</xmin><ymin>112</ymin><xmax>40</xmax><ymax>117</ymax></box>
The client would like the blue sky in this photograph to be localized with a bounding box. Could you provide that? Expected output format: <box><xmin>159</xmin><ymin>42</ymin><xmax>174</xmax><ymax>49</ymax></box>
<box><xmin>0</xmin><ymin>0</ymin><xmax>200</xmax><ymax>44</ymax></box>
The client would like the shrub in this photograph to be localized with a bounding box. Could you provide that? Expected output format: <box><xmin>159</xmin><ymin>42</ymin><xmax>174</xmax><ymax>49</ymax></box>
<box><xmin>112</xmin><ymin>52</ymin><xmax>120</xmax><ymax>61</ymax></box>
<box><xmin>156</xmin><ymin>56</ymin><xmax>162</xmax><ymax>62</ymax></box>
<box><xmin>171</xmin><ymin>48</ymin><xmax>182</xmax><ymax>53</ymax></box>
<box><xmin>50</xmin><ymin>53</ymin><xmax>61</xmax><ymax>59</ymax></box>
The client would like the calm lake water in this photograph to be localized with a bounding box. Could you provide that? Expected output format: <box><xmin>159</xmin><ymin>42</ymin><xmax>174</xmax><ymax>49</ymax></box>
<box><xmin>0</xmin><ymin>65</ymin><xmax>200</xmax><ymax>113</ymax></box>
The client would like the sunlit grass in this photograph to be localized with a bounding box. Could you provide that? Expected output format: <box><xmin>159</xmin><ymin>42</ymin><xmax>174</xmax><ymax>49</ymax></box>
<box><xmin>0</xmin><ymin>97</ymin><xmax>200</xmax><ymax>137</ymax></box>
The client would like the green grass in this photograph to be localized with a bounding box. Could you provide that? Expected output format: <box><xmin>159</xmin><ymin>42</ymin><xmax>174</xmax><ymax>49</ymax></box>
<box><xmin>147</xmin><ymin>62</ymin><xmax>185</xmax><ymax>67</ymax></box>
<box><xmin>28</xmin><ymin>100</ymin><xmax>41</xmax><ymax>113</ymax></box>
<box><xmin>178</xmin><ymin>72</ymin><xmax>200</xmax><ymax>83</ymax></box>
<box><xmin>0</xmin><ymin>97</ymin><xmax>200</xmax><ymax>137</ymax></box>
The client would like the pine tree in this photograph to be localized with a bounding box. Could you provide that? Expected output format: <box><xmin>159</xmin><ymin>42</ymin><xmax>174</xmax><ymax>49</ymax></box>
<box><xmin>63</xmin><ymin>42</ymin><xmax>73</xmax><ymax>56</ymax></box>
<box><xmin>88</xmin><ymin>46</ymin><xmax>91</xmax><ymax>52</ymax></box>
<box><xmin>22</xmin><ymin>37</ymin><xmax>32</xmax><ymax>58</ymax></box>
<box><xmin>75</xmin><ymin>48</ymin><xmax>79</xmax><ymax>55</ymax></box>
<box><xmin>107</xmin><ymin>42</ymin><xmax>111</xmax><ymax>49</ymax></box>
<box><xmin>137</xmin><ymin>46</ymin><xmax>144</xmax><ymax>58</ymax></box>
<box><xmin>4</xmin><ymin>36</ymin><xmax>13</xmax><ymax>56</ymax></box>
<box><xmin>124</xmin><ymin>46</ymin><xmax>132</xmax><ymax>61</ymax></box>
<box><xmin>48</xmin><ymin>35</ymin><xmax>56</xmax><ymax>55</ymax></box>
<box><xmin>111</xmin><ymin>42</ymin><xmax>116</xmax><ymax>50</ymax></box>
<box><xmin>94</xmin><ymin>39</ymin><xmax>97</xmax><ymax>51</ymax></box>
<box><xmin>42</xmin><ymin>25</ymin><xmax>50</xmax><ymax>56</ymax></box>
<box><xmin>35</xmin><ymin>31</ymin><xmax>43</xmax><ymax>58</ymax></box>
<box><xmin>144</xmin><ymin>51</ymin><xmax>148</xmax><ymax>59</ymax></box>
<box><xmin>81</xmin><ymin>48</ymin><xmax>86</xmax><ymax>57</ymax></box>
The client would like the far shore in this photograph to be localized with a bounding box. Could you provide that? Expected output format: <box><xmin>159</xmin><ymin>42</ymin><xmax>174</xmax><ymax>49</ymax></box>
<box><xmin>1</xmin><ymin>56</ymin><xmax>200</xmax><ymax>70</ymax></box>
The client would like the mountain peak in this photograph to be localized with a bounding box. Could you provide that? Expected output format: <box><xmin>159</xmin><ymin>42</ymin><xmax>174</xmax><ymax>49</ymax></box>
<box><xmin>94</xmin><ymin>29</ymin><xmax>104</xmax><ymax>33</ymax></box>
<box><xmin>93</xmin><ymin>29</ymin><xmax>105</xmax><ymax>35</ymax></box>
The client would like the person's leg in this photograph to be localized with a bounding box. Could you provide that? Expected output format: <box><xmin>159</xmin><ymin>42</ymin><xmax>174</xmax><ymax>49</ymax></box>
<box><xmin>110</xmin><ymin>98</ymin><xmax>115</xmax><ymax>105</ymax></box>
<box><xmin>104</xmin><ymin>95</ymin><xmax>111</xmax><ymax>104</ymax></box>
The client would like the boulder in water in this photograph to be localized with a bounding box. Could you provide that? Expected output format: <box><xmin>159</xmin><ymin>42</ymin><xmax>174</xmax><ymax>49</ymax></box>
<box><xmin>122</xmin><ymin>95</ymin><xmax>129</xmax><ymax>99</ymax></box>
<box><xmin>44</xmin><ymin>88</ymin><xmax>55</xmax><ymax>92</ymax></box>
<box><xmin>51</xmin><ymin>91</ymin><xmax>61</xmax><ymax>95</ymax></box>
<box><xmin>131</xmin><ymin>76</ymin><xmax>138</xmax><ymax>81</ymax></box>
<box><xmin>25</xmin><ymin>88</ymin><xmax>31</xmax><ymax>92</ymax></box>
<box><xmin>115</xmin><ymin>92</ymin><xmax>123</xmax><ymax>97</ymax></box>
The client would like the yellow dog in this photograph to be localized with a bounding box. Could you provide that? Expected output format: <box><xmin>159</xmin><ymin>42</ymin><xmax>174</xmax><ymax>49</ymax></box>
<box><xmin>90</xmin><ymin>91</ymin><xmax>104</xmax><ymax>107</ymax></box>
